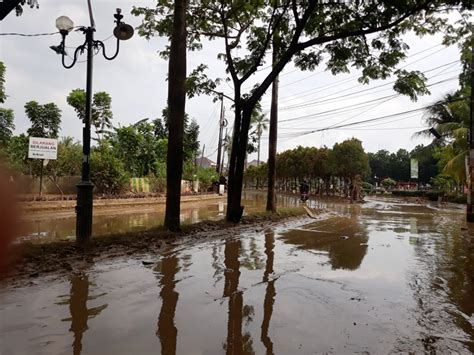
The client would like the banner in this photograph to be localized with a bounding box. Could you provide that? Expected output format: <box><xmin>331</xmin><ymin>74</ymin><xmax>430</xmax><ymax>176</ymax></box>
<box><xmin>410</xmin><ymin>158</ymin><xmax>418</xmax><ymax>179</ymax></box>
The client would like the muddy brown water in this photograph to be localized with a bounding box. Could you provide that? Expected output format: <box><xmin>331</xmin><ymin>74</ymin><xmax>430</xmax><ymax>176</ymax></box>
<box><xmin>17</xmin><ymin>192</ymin><xmax>300</xmax><ymax>243</ymax></box>
<box><xmin>1</xmin><ymin>195</ymin><xmax>474</xmax><ymax>354</ymax></box>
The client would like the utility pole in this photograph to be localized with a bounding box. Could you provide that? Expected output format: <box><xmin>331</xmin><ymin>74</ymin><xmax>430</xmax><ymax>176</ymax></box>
<box><xmin>220</xmin><ymin>128</ymin><xmax>228</xmax><ymax>175</ymax></box>
<box><xmin>467</xmin><ymin>34</ymin><xmax>474</xmax><ymax>222</ymax></box>
<box><xmin>216</xmin><ymin>95</ymin><xmax>225</xmax><ymax>174</ymax></box>
<box><xmin>266</xmin><ymin>32</ymin><xmax>279</xmax><ymax>213</ymax></box>
<box><xmin>200</xmin><ymin>144</ymin><xmax>205</xmax><ymax>167</ymax></box>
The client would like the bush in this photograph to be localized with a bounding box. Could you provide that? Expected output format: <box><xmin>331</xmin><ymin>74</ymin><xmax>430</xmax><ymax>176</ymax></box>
<box><xmin>362</xmin><ymin>181</ymin><xmax>374</xmax><ymax>192</ymax></box>
<box><xmin>197</xmin><ymin>167</ymin><xmax>219</xmax><ymax>191</ymax></box>
<box><xmin>382</xmin><ymin>177</ymin><xmax>397</xmax><ymax>187</ymax></box>
<box><xmin>391</xmin><ymin>190</ymin><xmax>424</xmax><ymax>197</ymax></box>
<box><xmin>149</xmin><ymin>161</ymin><xmax>166</xmax><ymax>193</ymax></box>
<box><xmin>91</xmin><ymin>144</ymin><xmax>130</xmax><ymax>195</ymax></box>
<box><xmin>448</xmin><ymin>194</ymin><xmax>466</xmax><ymax>204</ymax></box>
<box><xmin>425</xmin><ymin>190</ymin><xmax>443</xmax><ymax>201</ymax></box>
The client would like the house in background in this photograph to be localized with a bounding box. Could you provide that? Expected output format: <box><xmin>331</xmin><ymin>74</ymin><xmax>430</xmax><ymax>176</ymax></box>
<box><xmin>195</xmin><ymin>157</ymin><xmax>216</xmax><ymax>169</ymax></box>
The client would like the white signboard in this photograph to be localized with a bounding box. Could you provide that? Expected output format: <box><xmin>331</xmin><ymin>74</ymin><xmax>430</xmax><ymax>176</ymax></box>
<box><xmin>28</xmin><ymin>137</ymin><xmax>58</xmax><ymax>160</ymax></box>
<box><xmin>410</xmin><ymin>158</ymin><xmax>418</xmax><ymax>179</ymax></box>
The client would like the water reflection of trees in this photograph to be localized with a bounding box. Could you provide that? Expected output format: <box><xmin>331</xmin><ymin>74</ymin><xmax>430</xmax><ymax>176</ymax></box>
<box><xmin>60</xmin><ymin>275</ymin><xmax>107</xmax><ymax>355</ymax></box>
<box><xmin>410</xmin><ymin>219</ymin><xmax>474</xmax><ymax>352</ymax></box>
<box><xmin>261</xmin><ymin>230</ymin><xmax>276</xmax><ymax>355</ymax></box>
<box><xmin>279</xmin><ymin>216</ymin><xmax>368</xmax><ymax>270</ymax></box>
<box><xmin>155</xmin><ymin>255</ymin><xmax>180</xmax><ymax>355</ymax></box>
<box><xmin>223</xmin><ymin>239</ymin><xmax>255</xmax><ymax>354</ymax></box>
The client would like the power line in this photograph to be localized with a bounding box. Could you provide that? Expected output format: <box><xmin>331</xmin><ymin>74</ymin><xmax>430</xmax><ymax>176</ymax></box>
<box><xmin>0</xmin><ymin>31</ymin><xmax>59</xmax><ymax>37</ymax></box>
<box><xmin>278</xmin><ymin>76</ymin><xmax>458</xmax><ymax>124</ymax></box>
<box><xmin>294</xmin><ymin>96</ymin><xmax>469</xmax><ymax>136</ymax></box>
<box><xmin>261</xmin><ymin>43</ymin><xmax>450</xmax><ymax>105</ymax></box>
<box><xmin>275</xmin><ymin>61</ymin><xmax>460</xmax><ymax>112</ymax></box>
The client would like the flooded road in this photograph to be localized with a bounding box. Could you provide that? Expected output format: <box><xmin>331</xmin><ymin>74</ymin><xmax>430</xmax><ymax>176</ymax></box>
<box><xmin>2</xmin><ymin>197</ymin><xmax>474</xmax><ymax>353</ymax></box>
<box><xmin>18</xmin><ymin>192</ymin><xmax>299</xmax><ymax>243</ymax></box>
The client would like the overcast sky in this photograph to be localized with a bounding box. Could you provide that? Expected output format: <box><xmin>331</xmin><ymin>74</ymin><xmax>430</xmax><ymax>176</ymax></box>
<box><xmin>0</xmin><ymin>1</ymin><xmax>464</xmax><ymax>164</ymax></box>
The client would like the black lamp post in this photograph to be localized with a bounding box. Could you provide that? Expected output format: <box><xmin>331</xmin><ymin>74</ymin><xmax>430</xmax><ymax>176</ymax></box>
<box><xmin>54</xmin><ymin>7</ymin><xmax>133</xmax><ymax>244</ymax></box>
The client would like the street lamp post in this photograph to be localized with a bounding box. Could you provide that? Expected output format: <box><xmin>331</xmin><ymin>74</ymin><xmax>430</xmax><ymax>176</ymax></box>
<box><xmin>53</xmin><ymin>7</ymin><xmax>133</xmax><ymax>244</ymax></box>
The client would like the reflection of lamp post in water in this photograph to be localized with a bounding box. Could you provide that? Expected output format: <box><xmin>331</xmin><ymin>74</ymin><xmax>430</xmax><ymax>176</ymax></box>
<box><xmin>261</xmin><ymin>231</ymin><xmax>276</xmax><ymax>354</ymax></box>
<box><xmin>66</xmin><ymin>275</ymin><xmax>107</xmax><ymax>355</ymax></box>
<box><xmin>52</xmin><ymin>2</ymin><xmax>133</xmax><ymax>244</ymax></box>
<box><xmin>157</xmin><ymin>256</ymin><xmax>180</xmax><ymax>354</ymax></box>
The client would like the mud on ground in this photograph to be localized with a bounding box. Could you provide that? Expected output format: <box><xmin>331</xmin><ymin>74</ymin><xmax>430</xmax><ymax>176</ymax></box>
<box><xmin>5</xmin><ymin>208</ymin><xmax>307</xmax><ymax>285</ymax></box>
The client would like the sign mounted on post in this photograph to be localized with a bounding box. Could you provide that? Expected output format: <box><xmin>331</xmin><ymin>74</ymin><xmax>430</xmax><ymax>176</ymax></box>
<box><xmin>28</xmin><ymin>137</ymin><xmax>58</xmax><ymax>160</ymax></box>
<box><xmin>410</xmin><ymin>158</ymin><xmax>419</xmax><ymax>179</ymax></box>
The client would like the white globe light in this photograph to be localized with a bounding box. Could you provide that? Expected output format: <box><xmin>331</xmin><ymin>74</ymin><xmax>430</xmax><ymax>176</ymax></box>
<box><xmin>55</xmin><ymin>16</ymin><xmax>74</xmax><ymax>32</ymax></box>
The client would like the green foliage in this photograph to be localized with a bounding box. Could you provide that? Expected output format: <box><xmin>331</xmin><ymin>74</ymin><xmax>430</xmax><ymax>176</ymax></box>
<box><xmin>156</xmin><ymin>108</ymin><xmax>200</xmax><ymax>161</ymax></box>
<box><xmin>24</xmin><ymin>101</ymin><xmax>61</xmax><ymax>138</ymax></box>
<box><xmin>329</xmin><ymin>139</ymin><xmax>370</xmax><ymax>179</ymax></box>
<box><xmin>67</xmin><ymin>89</ymin><xmax>113</xmax><ymax>140</ymax></box>
<box><xmin>46</xmin><ymin>137</ymin><xmax>82</xmax><ymax>181</ymax></box>
<box><xmin>108</xmin><ymin>119</ymin><xmax>164</xmax><ymax>177</ymax></box>
<box><xmin>91</xmin><ymin>143</ymin><xmax>130</xmax><ymax>195</ymax></box>
<box><xmin>148</xmin><ymin>160</ymin><xmax>167</xmax><ymax>193</ymax></box>
<box><xmin>4</xmin><ymin>134</ymin><xmax>29</xmax><ymax>174</ymax></box>
<box><xmin>391</xmin><ymin>190</ymin><xmax>425</xmax><ymax>197</ymax></box>
<box><xmin>0</xmin><ymin>61</ymin><xmax>6</xmax><ymax>104</ymax></box>
<box><xmin>15</xmin><ymin>0</ymin><xmax>39</xmax><ymax>16</ymax></box>
<box><xmin>0</xmin><ymin>108</ymin><xmax>14</xmax><ymax>147</ymax></box>
<box><xmin>197</xmin><ymin>167</ymin><xmax>219</xmax><ymax>190</ymax></box>
<box><xmin>382</xmin><ymin>177</ymin><xmax>397</xmax><ymax>187</ymax></box>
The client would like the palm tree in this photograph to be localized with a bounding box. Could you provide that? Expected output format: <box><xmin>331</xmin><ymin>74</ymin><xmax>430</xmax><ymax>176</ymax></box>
<box><xmin>416</xmin><ymin>92</ymin><xmax>469</xmax><ymax>184</ymax></box>
<box><xmin>251</xmin><ymin>113</ymin><xmax>269</xmax><ymax>166</ymax></box>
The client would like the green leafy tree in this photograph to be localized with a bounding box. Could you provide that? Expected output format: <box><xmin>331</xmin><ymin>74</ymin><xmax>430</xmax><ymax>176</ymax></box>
<box><xmin>251</xmin><ymin>113</ymin><xmax>269</xmax><ymax>166</ymax></box>
<box><xmin>0</xmin><ymin>62</ymin><xmax>15</xmax><ymax>148</ymax></box>
<box><xmin>24</xmin><ymin>101</ymin><xmax>61</xmax><ymax>138</ymax></box>
<box><xmin>45</xmin><ymin>137</ymin><xmax>82</xmax><ymax>196</ymax></box>
<box><xmin>67</xmin><ymin>89</ymin><xmax>113</xmax><ymax>141</ymax></box>
<box><xmin>135</xmin><ymin>0</ymin><xmax>471</xmax><ymax>222</ymax></box>
<box><xmin>0</xmin><ymin>108</ymin><xmax>14</xmax><ymax>148</ymax></box>
<box><xmin>0</xmin><ymin>61</ymin><xmax>6</xmax><ymax>104</ymax></box>
<box><xmin>5</xmin><ymin>134</ymin><xmax>29</xmax><ymax>174</ymax></box>
<box><xmin>382</xmin><ymin>177</ymin><xmax>397</xmax><ymax>188</ymax></box>
<box><xmin>91</xmin><ymin>142</ymin><xmax>130</xmax><ymax>195</ymax></box>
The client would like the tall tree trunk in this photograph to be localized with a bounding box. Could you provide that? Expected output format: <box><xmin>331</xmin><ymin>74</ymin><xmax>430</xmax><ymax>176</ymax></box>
<box><xmin>164</xmin><ymin>0</ymin><xmax>187</xmax><ymax>231</ymax></box>
<box><xmin>266</xmin><ymin>34</ymin><xmax>279</xmax><ymax>213</ymax></box>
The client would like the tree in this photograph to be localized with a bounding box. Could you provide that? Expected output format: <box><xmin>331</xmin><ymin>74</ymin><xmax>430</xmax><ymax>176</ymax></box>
<box><xmin>251</xmin><ymin>113</ymin><xmax>269</xmax><ymax>166</ymax></box>
<box><xmin>46</xmin><ymin>137</ymin><xmax>82</xmax><ymax>196</ymax></box>
<box><xmin>204</xmin><ymin>1</ymin><xmax>470</xmax><ymax>222</ymax></box>
<box><xmin>67</xmin><ymin>89</ymin><xmax>113</xmax><ymax>141</ymax></box>
<box><xmin>134</xmin><ymin>1</ymin><xmax>471</xmax><ymax>221</ymax></box>
<box><xmin>0</xmin><ymin>108</ymin><xmax>14</xmax><ymax>148</ymax></box>
<box><xmin>108</xmin><ymin>119</ymin><xmax>167</xmax><ymax>177</ymax></box>
<box><xmin>90</xmin><ymin>142</ymin><xmax>130</xmax><ymax>195</ymax></box>
<box><xmin>0</xmin><ymin>61</ymin><xmax>6</xmax><ymax>104</ymax></box>
<box><xmin>382</xmin><ymin>177</ymin><xmax>397</xmax><ymax>188</ymax></box>
<box><xmin>24</xmin><ymin>101</ymin><xmax>61</xmax><ymax>138</ymax></box>
<box><xmin>0</xmin><ymin>62</ymin><xmax>15</xmax><ymax>148</ymax></box>
<box><xmin>5</xmin><ymin>134</ymin><xmax>29</xmax><ymax>174</ymax></box>
<box><xmin>164</xmin><ymin>0</ymin><xmax>188</xmax><ymax>232</ymax></box>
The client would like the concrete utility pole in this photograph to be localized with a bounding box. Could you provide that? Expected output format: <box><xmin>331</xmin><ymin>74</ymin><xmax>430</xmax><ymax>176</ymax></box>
<box><xmin>200</xmin><ymin>144</ymin><xmax>205</xmax><ymax>167</ymax></box>
<box><xmin>216</xmin><ymin>95</ymin><xmax>225</xmax><ymax>174</ymax></box>
<box><xmin>467</xmin><ymin>34</ymin><xmax>474</xmax><ymax>222</ymax></box>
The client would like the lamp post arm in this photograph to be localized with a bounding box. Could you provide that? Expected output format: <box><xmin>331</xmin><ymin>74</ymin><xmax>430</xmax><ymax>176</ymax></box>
<box><xmin>61</xmin><ymin>40</ymin><xmax>87</xmax><ymax>69</ymax></box>
<box><xmin>95</xmin><ymin>38</ymin><xmax>120</xmax><ymax>61</ymax></box>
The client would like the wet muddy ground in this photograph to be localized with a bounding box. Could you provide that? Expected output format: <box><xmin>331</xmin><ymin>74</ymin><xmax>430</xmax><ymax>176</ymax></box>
<box><xmin>1</xmin><ymin>196</ymin><xmax>474</xmax><ymax>354</ymax></box>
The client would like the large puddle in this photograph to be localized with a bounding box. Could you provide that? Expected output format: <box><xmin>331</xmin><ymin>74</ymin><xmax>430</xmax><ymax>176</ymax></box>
<box><xmin>2</xmin><ymin>197</ymin><xmax>474</xmax><ymax>353</ymax></box>
<box><xmin>18</xmin><ymin>192</ymin><xmax>300</xmax><ymax>243</ymax></box>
